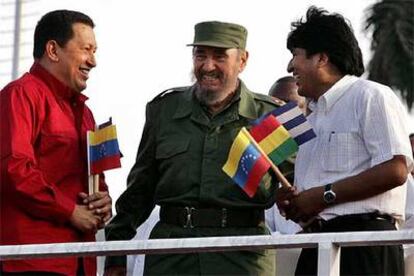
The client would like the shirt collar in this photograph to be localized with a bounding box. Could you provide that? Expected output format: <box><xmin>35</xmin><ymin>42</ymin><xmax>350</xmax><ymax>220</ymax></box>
<box><xmin>308</xmin><ymin>75</ymin><xmax>358</xmax><ymax>113</ymax></box>
<box><xmin>30</xmin><ymin>62</ymin><xmax>88</xmax><ymax>103</ymax></box>
<box><xmin>238</xmin><ymin>80</ymin><xmax>258</xmax><ymax>120</ymax></box>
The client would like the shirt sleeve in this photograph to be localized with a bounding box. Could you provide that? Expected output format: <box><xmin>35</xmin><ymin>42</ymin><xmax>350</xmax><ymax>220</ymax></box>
<box><xmin>359</xmin><ymin>84</ymin><xmax>414</xmax><ymax>170</ymax></box>
<box><xmin>0</xmin><ymin>84</ymin><xmax>75</xmax><ymax>224</ymax></box>
<box><xmin>105</xmin><ymin>102</ymin><xmax>158</xmax><ymax>267</ymax></box>
<box><xmin>404</xmin><ymin>174</ymin><xmax>414</xmax><ymax>229</ymax></box>
<box><xmin>265</xmin><ymin>206</ymin><xmax>277</xmax><ymax>232</ymax></box>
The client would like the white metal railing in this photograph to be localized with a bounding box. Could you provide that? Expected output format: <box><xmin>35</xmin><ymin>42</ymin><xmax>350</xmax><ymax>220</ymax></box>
<box><xmin>1</xmin><ymin>230</ymin><xmax>413</xmax><ymax>276</ymax></box>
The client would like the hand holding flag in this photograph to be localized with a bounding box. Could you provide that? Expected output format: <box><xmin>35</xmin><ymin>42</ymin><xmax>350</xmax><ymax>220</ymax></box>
<box><xmin>223</xmin><ymin>102</ymin><xmax>316</xmax><ymax>197</ymax></box>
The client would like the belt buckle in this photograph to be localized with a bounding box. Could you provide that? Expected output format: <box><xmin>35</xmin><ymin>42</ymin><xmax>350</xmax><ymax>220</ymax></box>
<box><xmin>183</xmin><ymin>207</ymin><xmax>195</xmax><ymax>228</ymax></box>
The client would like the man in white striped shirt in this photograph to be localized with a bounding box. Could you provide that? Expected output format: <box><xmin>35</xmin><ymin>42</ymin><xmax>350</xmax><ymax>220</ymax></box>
<box><xmin>277</xmin><ymin>6</ymin><xmax>413</xmax><ymax>276</ymax></box>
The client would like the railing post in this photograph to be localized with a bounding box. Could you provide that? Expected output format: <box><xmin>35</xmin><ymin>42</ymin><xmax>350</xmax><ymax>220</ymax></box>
<box><xmin>12</xmin><ymin>0</ymin><xmax>22</xmax><ymax>80</ymax></box>
<box><xmin>317</xmin><ymin>241</ymin><xmax>340</xmax><ymax>276</ymax></box>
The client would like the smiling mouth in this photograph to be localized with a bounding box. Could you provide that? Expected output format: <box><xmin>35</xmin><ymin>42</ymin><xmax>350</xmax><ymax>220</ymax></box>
<box><xmin>292</xmin><ymin>74</ymin><xmax>300</xmax><ymax>84</ymax></box>
<box><xmin>80</xmin><ymin>68</ymin><xmax>90</xmax><ymax>78</ymax></box>
<box><xmin>202</xmin><ymin>75</ymin><xmax>219</xmax><ymax>82</ymax></box>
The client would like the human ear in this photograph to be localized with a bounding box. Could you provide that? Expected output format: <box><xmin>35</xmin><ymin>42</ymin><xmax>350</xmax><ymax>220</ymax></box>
<box><xmin>318</xmin><ymin>52</ymin><xmax>329</xmax><ymax>68</ymax></box>
<box><xmin>239</xmin><ymin>50</ymin><xmax>249</xmax><ymax>72</ymax></box>
<box><xmin>45</xmin><ymin>40</ymin><xmax>60</xmax><ymax>62</ymax></box>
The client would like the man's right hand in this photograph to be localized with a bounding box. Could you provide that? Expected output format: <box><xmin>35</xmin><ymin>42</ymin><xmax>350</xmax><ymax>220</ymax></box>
<box><xmin>104</xmin><ymin>266</ymin><xmax>126</xmax><ymax>276</ymax></box>
<box><xmin>275</xmin><ymin>185</ymin><xmax>298</xmax><ymax>217</ymax></box>
<box><xmin>69</xmin><ymin>204</ymin><xmax>101</xmax><ymax>233</ymax></box>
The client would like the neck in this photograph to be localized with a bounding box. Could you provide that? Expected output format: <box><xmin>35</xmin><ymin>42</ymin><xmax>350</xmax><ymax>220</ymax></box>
<box><xmin>312</xmin><ymin>73</ymin><xmax>344</xmax><ymax>101</ymax></box>
<box><xmin>37</xmin><ymin>59</ymin><xmax>64</xmax><ymax>87</ymax></box>
<box><xmin>206</xmin><ymin>88</ymin><xmax>237</xmax><ymax>115</ymax></box>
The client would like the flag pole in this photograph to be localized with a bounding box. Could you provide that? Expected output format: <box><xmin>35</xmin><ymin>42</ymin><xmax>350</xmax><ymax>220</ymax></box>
<box><xmin>93</xmin><ymin>125</ymin><xmax>99</xmax><ymax>193</ymax></box>
<box><xmin>86</xmin><ymin>130</ymin><xmax>94</xmax><ymax>195</ymax></box>
<box><xmin>93</xmin><ymin>174</ymin><xmax>99</xmax><ymax>194</ymax></box>
<box><xmin>241</xmin><ymin>127</ymin><xmax>292</xmax><ymax>188</ymax></box>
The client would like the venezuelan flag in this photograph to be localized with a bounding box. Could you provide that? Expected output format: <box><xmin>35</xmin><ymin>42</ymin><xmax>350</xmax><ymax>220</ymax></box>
<box><xmin>88</xmin><ymin>124</ymin><xmax>121</xmax><ymax>175</ymax></box>
<box><xmin>222</xmin><ymin>128</ymin><xmax>271</xmax><ymax>197</ymax></box>
<box><xmin>250</xmin><ymin>114</ymin><xmax>298</xmax><ymax>165</ymax></box>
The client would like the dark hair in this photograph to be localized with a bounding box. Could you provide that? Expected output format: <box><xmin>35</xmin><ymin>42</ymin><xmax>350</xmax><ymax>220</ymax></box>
<box><xmin>287</xmin><ymin>6</ymin><xmax>364</xmax><ymax>76</ymax></box>
<box><xmin>276</xmin><ymin>76</ymin><xmax>296</xmax><ymax>84</ymax></box>
<box><xmin>33</xmin><ymin>10</ymin><xmax>94</xmax><ymax>59</ymax></box>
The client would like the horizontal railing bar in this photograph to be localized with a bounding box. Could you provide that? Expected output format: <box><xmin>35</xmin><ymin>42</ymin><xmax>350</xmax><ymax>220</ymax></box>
<box><xmin>0</xmin><ymin>230</ymin><xmax>413</xmax><ymax>260</ymax></box>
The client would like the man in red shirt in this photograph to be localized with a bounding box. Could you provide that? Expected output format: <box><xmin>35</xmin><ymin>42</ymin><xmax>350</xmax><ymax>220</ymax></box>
<box><xmin>0</xmin><ymin>10</ymin><xmax>112</xmax><ymax>275</ymax></box>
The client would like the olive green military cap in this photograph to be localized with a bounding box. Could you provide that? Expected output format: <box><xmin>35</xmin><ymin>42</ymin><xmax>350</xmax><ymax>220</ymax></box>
<box><xmin>187</xmin><ymin>21</ymin><xmax>248</xmax><ymax>49</ymax></box>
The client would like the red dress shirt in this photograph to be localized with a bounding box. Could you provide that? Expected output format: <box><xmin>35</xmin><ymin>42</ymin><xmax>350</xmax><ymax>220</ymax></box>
<box><xmin>0</xmin><ymin>63</ymin><xmax>107</xmax><ymax>275</ymax></box>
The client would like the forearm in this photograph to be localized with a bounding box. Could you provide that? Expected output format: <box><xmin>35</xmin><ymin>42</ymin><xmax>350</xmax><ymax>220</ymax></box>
<box><xmin>285</xmin><ymin>155</ymin><xmax>409</xmax><ymax>222</ymax></box>
<box><xmin>332</xmin><ymin>155</ymin><xmax>408</xmax><ymax>204</ymax></box>
<box><xmin>106</xmin><ymin>184</ymin><xmax>156</xmax><ymax>241</ymax></box>
<box><xmin>104</xmin><ymin>211</ymin><xmax>144</xmax><ymax>270</ymax></box>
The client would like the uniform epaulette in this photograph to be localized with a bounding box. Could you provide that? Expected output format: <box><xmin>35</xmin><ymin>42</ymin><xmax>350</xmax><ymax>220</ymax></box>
<box><xmin>151</xmin><ymin>86</ymin><xmax>189</xmax><ymax>102</ymax></box>
<box><xmin>251</xmin><ymin>92</ymin><xmax>280</xmax><ymax>106</ymax></box>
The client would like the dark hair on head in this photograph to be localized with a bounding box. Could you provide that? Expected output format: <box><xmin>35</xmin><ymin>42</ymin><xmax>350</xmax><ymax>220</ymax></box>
<box><xmin>287</xmin><ymin>6</ymin><xmax>364</xmax><ymax>76</ymax></box>
<box><xmin>276</xmin><ymin>76</ymin><xmax>296</xmax><ymax>83</ymax></box>
<box><xmin>33</xmin><ymin>10</ymin><xmax>94</xmax><ymax>59</ymax></box>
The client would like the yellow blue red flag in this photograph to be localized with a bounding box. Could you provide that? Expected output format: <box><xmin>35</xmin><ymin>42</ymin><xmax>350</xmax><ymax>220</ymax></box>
<box><xmin>222</xmin><ymin>128</ymin><xmax>271</xmax><ymax>197</ymax></box>
<box><xmin>88</xmin><ymin>124</ymin><xmax>121</xmax><ymax>175</ymax></box>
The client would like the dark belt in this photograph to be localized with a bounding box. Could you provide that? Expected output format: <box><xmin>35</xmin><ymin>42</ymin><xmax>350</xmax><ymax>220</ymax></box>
<box><xmin>303</xmin><ymin>212</ymin><xmax>396</xmax><ymax>233</ymax></box>
<box><xmin>160</xmin><ymin>206</ymin><xmax>264</xmax><ymax>228</ymax></box>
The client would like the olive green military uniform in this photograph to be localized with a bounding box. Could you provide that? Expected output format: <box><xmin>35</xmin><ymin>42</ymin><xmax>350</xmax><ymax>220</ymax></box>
<box><xmin>105</xmin><ymin>81</ymin><xmax>286</xmax><ymax>275</ymax></box>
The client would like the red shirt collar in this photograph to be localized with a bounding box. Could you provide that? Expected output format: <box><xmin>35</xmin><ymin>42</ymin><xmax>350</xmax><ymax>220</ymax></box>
<box><xmin>30</xmin><ymin>62</ymin><xmax>88</xmax><ymax>103</ymax></box>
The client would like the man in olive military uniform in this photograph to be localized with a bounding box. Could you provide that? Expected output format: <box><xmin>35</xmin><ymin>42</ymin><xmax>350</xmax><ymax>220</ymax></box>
<box><xmin>105</xmin><ymin>21</ymin><xmax>281</xmax><ymax>275</ymax></box>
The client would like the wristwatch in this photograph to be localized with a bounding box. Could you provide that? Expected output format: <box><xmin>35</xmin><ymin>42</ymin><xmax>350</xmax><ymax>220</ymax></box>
<box><xmin>323</xmin><ymin>183</ymin><xmax>336</xmax><ymax>204</ymax></box>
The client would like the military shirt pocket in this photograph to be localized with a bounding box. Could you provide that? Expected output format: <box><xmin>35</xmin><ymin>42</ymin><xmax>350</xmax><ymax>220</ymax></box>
<box><xmin>321</xmin><ymin>131</ymin><xmax>361</xmax><ymax>172</ymax></box>
<box><xmin>155</xmin><ymin>138</ymin><xmax>190</xmax><ymax>195</ymax></box>
<box><xmin>156</xmin><ymin>139</ymin><xmax>189</xmax><ymax>159</ymax></box>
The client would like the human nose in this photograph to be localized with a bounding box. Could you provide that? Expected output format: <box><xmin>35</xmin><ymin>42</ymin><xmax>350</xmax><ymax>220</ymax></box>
<box><xmin>287</xmin><ymin>58</ymin><xmax>293</xmax><ymax>73</ymax></box>
<box><xmin>87</xmin><ymin>53</ymin><xmax>97</xmax><ymax>68</ymax></box>
<box><xmin>201</xmin><ymin>57</ymin><xmax>215</xmax><ymax>71</ymax></box>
